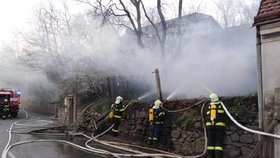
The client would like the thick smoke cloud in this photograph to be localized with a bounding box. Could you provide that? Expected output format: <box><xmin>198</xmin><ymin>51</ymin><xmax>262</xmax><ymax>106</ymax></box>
<box><xmin>82</xmin><ymin>22</ymin><xmax>257</xmax><ymax>99</ymax></box>
<box><xmin>0</xmin><ymin>56</ymin><xmax>58</xmax><ymax>104</ymax></box>
<box><xmin>49</xmin><ymin>15</ymin><xmax>258</xmax><ymax>99</ymax></box>
<box><xmin>0</xmin><ymin>12</ymin><xmax>257</xmax><ymax>104</ymax></box>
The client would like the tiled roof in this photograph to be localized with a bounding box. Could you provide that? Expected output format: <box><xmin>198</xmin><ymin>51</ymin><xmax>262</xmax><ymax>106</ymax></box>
<box><xmin>254</xmin><ymin>0</ymin><xmax>280</xmax><ymax>24</ymax></box>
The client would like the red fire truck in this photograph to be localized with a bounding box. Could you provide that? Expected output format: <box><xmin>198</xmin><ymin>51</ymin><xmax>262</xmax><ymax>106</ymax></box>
<box><xmin>0</xmin><ymin>88</ymin><xmax>21</xmax><ymax>118</ymax></box>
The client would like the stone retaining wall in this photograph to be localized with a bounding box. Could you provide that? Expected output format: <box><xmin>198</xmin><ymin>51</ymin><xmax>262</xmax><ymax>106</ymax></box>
<box><xmin>119</xmin><ymin>95</ymin><xmax>258</xmax><ymax>158</ymax></box>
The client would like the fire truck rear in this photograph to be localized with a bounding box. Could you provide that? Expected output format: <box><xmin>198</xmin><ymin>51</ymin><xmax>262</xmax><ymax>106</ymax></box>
<box><xmin>0</xmin><ymin>88</ymin><xmax>21</xmax><ymax>118</ymax></box>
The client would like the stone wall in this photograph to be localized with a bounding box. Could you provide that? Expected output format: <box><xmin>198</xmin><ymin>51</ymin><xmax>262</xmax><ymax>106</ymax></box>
<box><xmin>119</xmin><ymin>95</ymin><xmax>259</xmax><ymax>158</ymax></box>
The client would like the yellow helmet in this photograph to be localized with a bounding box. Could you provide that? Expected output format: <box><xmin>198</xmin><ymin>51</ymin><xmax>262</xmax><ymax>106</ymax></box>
<box><xmin>209</xmin><ymin>93</ymin><xmax>219</xmax><ymax>102</ymax></box>
<box><xmin>115</xmin><ymin>96</ymin><xmax>123</xmax><ymax>104</ymax></box>
<box><xmin>154</xmin><ymin>100</ymin><xmax>162</xmax><ymax>107</ymax></box>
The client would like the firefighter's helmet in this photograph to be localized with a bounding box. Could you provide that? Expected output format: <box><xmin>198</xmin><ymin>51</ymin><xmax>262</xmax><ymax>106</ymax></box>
<box><xmin>115</xmin><ymin>96</ymin><xmax>123</xmax><ymax>104</ymax></box>
<box><xmin>153</xmin><ymin>100</ymin><xmax>162</xmax><ymax>109</ymax></box>
<box><xmin>209</xmin><ymin>93</ymin><xmax>219</xmax><ymax>102</ymax></box>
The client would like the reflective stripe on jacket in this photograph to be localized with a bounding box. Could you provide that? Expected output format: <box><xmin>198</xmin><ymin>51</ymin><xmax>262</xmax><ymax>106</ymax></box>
<box><xmin>112</xmin><ymin>103</ymin><xmax>125</xmax><ymax>119</ymax></box>
<box><xmin>205</xmin><ymin>101</ymin><xmax>225</xmax><ymax>127</ymax></box>
<box><xmin>153</xmin><ymin>108</ymin><xmax>165</xmax><ymax>125</ymax></box>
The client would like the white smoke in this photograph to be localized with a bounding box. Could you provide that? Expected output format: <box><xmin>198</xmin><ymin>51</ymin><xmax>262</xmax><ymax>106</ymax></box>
<box><xmin>78</xmin><ymin>22</ymin><xmax>257</xmax><ymax>99</ymax></box>
<box><xmin>53</xmin><ymin>15</ymin><xmax>258</xmax><ymax>99</ymax></box>
<box><xmin>0</xmin><ymin>8</ymin><xmax>257</xmax><ymax>103</ymax></box>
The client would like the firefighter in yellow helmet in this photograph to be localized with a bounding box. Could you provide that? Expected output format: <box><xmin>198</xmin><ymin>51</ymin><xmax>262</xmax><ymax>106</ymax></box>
<box><xmin>148</xmin><ymin>99</ymin><xmax>165</xmax><ymax>145</ymax></box>
<box><xmin>205</xmin><ymin>93</ymin><xmax>225</xmax><ymax>158</ymax></box>
<box><xmin>110</xmin><ymin>96</ymin><xmax>125</xmax><ymax>136</ymax></box>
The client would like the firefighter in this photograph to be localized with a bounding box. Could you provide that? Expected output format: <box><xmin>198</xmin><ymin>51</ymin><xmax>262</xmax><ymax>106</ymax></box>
<box><xmin>147</xmin><ymin>103</ymin><xmax>154</xmax><ymax>145</ymax></box>
<box><xmin>148</xmin><ymin>100</ymin><xmax>165</xmax><ymax>145</ymax></box>
<box><xmin>110</xmin><ymin>96</ymin><xmax>125</xmax><ymax>136</ymax></box>
<box><xmin>205</xmin><ymin>93</ymin><xmax>225</xmax><ymax>158</ymax></box>
<box><xmin>2</xmin><ymin>99</ymin><xmax>11</xmax><ymax>119</ymax></box>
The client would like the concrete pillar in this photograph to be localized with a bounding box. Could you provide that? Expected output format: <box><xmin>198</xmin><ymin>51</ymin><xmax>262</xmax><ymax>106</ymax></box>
<box><xmin>64</xmin><ymin>94</ymin><xmax>78</xmax><ymax>125</ymax></box>
<box><xmin>68</xmin><ymin>97</ymin><xmax>73</xmax><ymax>125</ymax></box>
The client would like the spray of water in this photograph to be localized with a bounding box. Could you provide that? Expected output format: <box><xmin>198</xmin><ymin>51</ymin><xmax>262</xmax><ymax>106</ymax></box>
<box><xmin>166</xmin><ymin>88</ymin><xmax>181</xmax><ymax>100</ymax></box>
<box><xmin>137</xmin><ymin>91</ymin><xmax>156</xmax><ymax>100</ymax></box>
<box><xmin>199</xmin><ymin>82</ymin><xmax>212</xmax><ymax>94</ymax></box>
<box><xmin>166</xmin><ymin>93</ymin><xmax>174</xmax><ymax>101</ymax></box>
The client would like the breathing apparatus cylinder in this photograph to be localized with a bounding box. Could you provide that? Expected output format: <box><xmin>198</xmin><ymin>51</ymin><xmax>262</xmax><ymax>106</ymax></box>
<box><xmin>109</xmin><ymin>111</ymin><xmax>113</xmax><ymax>118</ymax></box>
<box><xmin>149</xmin><ymin>108</ymin><xmax>154</xmax><ymax>121</ymax></box>
<box><xmin>210</xmin><ymin>104</ymin><xmax>217</xmax><ymax>124</ymax></box>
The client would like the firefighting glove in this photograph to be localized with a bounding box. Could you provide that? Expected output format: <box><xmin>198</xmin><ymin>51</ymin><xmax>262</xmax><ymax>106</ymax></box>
<box><xmin>149</xmin><ymin>121</ymin><xmax>153</xmax><ymax>128</ymax></box>
<box><xmin>210</xmin><ymin>118</ymin><xmax>215</xmax><ymax>125</ymax></box>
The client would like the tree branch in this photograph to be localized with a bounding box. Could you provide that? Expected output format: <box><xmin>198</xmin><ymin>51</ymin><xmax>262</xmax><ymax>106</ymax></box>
<box><xmin>140</xmin><ymin>1</ymin><xmax>161</xmax><ymax>41</ymax></box>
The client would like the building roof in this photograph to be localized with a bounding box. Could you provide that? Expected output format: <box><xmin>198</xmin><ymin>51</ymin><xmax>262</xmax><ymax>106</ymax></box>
<box><xmin>254</xmin><ymin>0</ymin><xmax>280</xmax><ymax>24</ymax></box>
<box><xmin>142</xmin><ymin>12</ymin><xmax>221</xmax><ymax>35</ymax></box>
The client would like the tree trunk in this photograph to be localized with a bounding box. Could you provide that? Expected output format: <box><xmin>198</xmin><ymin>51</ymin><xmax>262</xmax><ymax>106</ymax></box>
<box><xmin>157</xmin><ymin>0</ymin><xmax>167</xmax><ymax>57</ymax></box>
<box><xmin>176</xmin><ymin>0</ymin><xmax>183</xmax><ymax>55</ymax></box>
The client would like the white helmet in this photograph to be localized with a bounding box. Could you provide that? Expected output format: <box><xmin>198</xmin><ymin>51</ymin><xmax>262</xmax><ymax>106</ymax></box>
<box><xmin>209</xmin><ymin>93</ymin><xmax>219</xmax><ymax>102</ymax></box>
<box><xmin>115</xmin><ymin>96</ymin><xmax>123</xmax><ymax>104</ymax></box>
<box><xmin>153</xmin><ymin>100</ymin><xmax>162</xmax><ymax>109</ymax></box>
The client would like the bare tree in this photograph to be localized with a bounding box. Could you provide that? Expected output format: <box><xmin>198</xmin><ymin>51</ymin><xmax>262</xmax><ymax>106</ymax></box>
<box><xmin>238</xmin><ymin>0</ymin><xmax>260</xmax><ymax>25</ymax></box>
<box><xmin>62</xmin><ymin>0</ymin><xmax>72</xmax><ymax>35</ymax></box>
<box><xmin>214</xmin><ymin>0</ymin><xmax>236</xmax><ymax>28</ymax></box>
<box><xmin>76</xmin><ymin>0</ymin><xmax>144</xmax><ymax>48</ymax></box>
<box><xmin>214</xmin><ymin>0</ymin><xmax>260</xmax><ymax>27</ymax></box>
<box><xmin>18</xmin><ymin>1</ymin><xmax>69</xmax><ymax>84</ymax></box>
<box><xmin>156</xmin><ymin>0</ymin><xmax>167</xmax><ymax>56</ymax></box>
<box><xmin>78</xmin><ymin>0</ymin><xmax>205</xmax><ymax>57</ymax></box>
<box><xmin>140</xmin><ymin>0</ymin><xmax>168</xmax><ymax>56</ymax></box>
<box><xmin>176</xmin><ymin>0</ymin><xmax>184</xmax><ymax>55</ymax></box>
<box><xmin>178</xmin><ymin>0</ymin><xmax>183</xmax><ymax>35</ymax></box>
<box><xmin>119</xmin><ymin>0</ymin><xmax>143</xmax><ymax>47</ymax></box>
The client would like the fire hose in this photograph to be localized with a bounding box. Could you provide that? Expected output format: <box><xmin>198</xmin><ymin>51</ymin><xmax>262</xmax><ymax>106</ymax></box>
<box><xmin>4</xmin><ymin>100</ymin><xmax>207</xmax><ymax>158</ymax></box>
<box><xmin>2</xmin><ymin>101</ymin><xmax>149</xmax><ymax>158</ymax></box>
<box><xmin>84</xmin><ymin>100</ymin><xmax>208</xmax><ymax>158</ymax></box>
<box><xmin>220</xmin><ymin>101</ymin><xmax>280</xmax><ymax>139</ymax></box>
<box><xmin>164</xmin><ymin>98</ymin><xmax>280</xmax><ymax>139</ymax></box>
<box><xmin>2</xmin><ymin>108</ymin><xmax>29</xmax><ymax>158</ymax></box>
<box><xmin>70</xmin><ymin>102</ymin><xmax>97</xmax><ymax>127</ymax></box>
<box><xmin>5</xmin><ymin>98</ymin><xmax>280</xmax><ymax>158</ymax></box>
<box><xmin>78</xmin><ymin>100</ymin><xmax>192</xmax><ymax>157</ymax></box>
<box><xmin>162</xmin><ymin>98</ymin><xmax>206</xmax><ymax>113</ymax></box>
<box><xmin>1</xmin><ymin>108</ymin><xmax>119</xmax><ymax>158</ymax></box>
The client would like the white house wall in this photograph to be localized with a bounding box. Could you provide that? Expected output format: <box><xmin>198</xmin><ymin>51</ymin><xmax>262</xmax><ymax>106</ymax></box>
<box><xmin>260</xmin><ymin>22</ymin><xmax>280</xmax><ymax>97</ymax></box>
<box><xmin>260</xmin><ymin>21</ymin><xmax>280</xmax><ymax>158</ymax></box>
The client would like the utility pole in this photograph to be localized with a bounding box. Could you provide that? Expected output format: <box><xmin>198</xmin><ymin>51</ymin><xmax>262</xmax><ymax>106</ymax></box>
<box><xmin>153</xmin><ymin>68</ymin><xmax>163</xmax><ymax>101</ymax></box>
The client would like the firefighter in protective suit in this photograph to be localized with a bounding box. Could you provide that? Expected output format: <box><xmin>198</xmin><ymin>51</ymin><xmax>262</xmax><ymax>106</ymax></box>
<box><xmin>2</xmin><ymin>99</ymin><xmax>11</xmax><ymax>119</ymax></box>
<box><xmin>148</xmin><ymin>100</ymin><xmax>165</xmax><ymax>145</ymax></box>
<box><xmin>110</xmin><ymin>96</ymin><xmax>125</xmax><ymax>136</ymax></box>
<box><xmin>205</xmin><ymin>93</ymin><xmax>225</xmax><ymax>158</ymax></box>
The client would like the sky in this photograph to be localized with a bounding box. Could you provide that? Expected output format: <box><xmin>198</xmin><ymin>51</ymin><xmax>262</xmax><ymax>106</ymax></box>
<box><xmin>0</xmin><ymin>0</ymin><xmax>84</xmax><ymax>45</ymax></box>
<box><xmin>0</xmin><ymin>0</ymin><xmax>41</xmax><ymax>44</ymax></box>
<box><xmin>0</xmin><ymin>0</ymin><xmax>216</xmax><ymax>46</ymax></box>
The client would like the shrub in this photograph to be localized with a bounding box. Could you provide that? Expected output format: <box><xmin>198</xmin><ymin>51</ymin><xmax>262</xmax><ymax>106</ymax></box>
<box><xmin>229</xmin><ymin>105</ymin><xmax>247</xmax><ymax>120</ymax></box>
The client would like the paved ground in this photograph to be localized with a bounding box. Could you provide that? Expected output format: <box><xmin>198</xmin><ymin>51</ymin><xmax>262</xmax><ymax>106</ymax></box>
<box><xmin>0</xmin><ymin>110</ymin><xmax>109</xmax><ymax>158</ymax></box>
<box><xmin>0</xmin><ymin>109</ymin><xmax>163</xmax><ymax>158</ymax></box>
<box><xmin>0</xmin><ymin>109</ymin><xmax>26</xmax><ymax>153</ymax></box>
